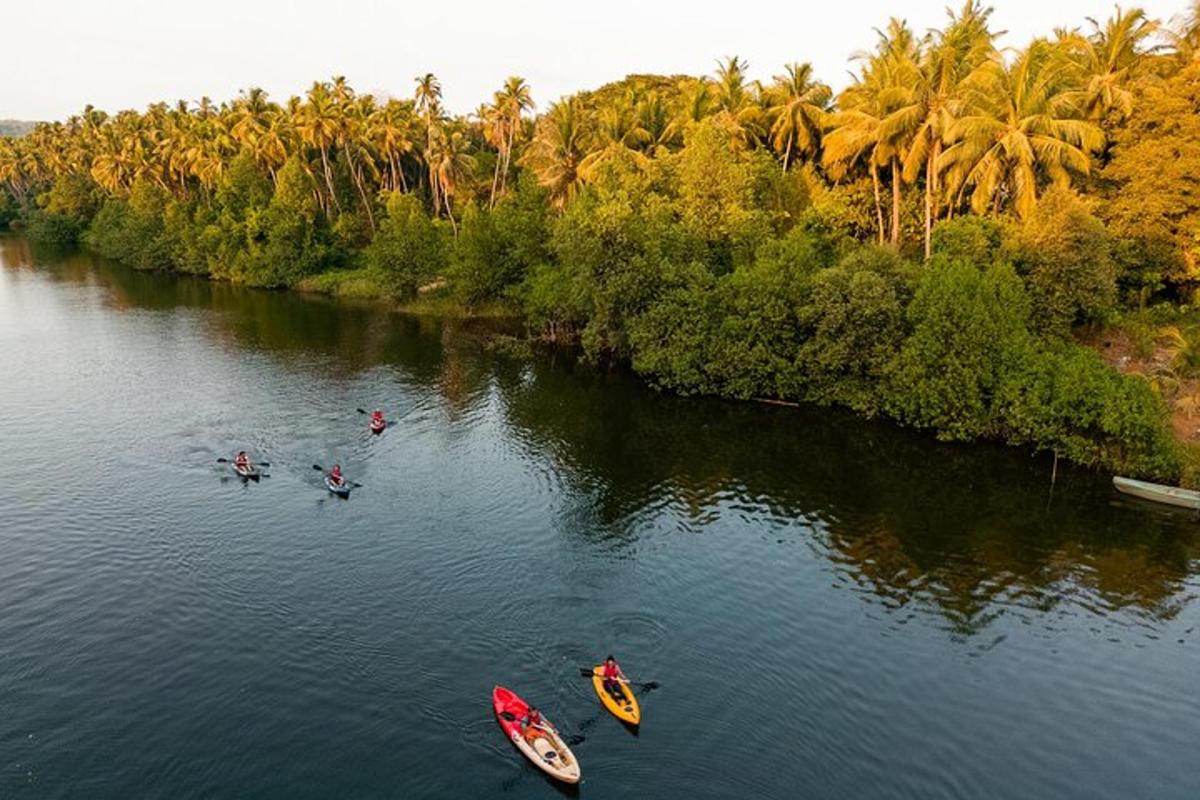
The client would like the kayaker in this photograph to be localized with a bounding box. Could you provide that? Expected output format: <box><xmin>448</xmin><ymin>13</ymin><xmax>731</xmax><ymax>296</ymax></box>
<box><xmin>234</xmin><ymin>451</ymin><xmax>250</xmax><ymax>470</ymax></box>
<box><xmin>523</xmin><ymin>707</ymin><xmax>547</xmax><ymax>738</ymax></box>
<box><xmin>329</xmin><ymin>464</ymin><xmax>345</xmax><ymax>486</ymax></box>
<box><xmin>371</xmin><ymin>410</ymin><xmax>385</xmax><ymax>425</ymax></box>
<box><xmin>601</xmin><ymin>655</ymin><xmax>625</xmax><ymax>698</ymax></box>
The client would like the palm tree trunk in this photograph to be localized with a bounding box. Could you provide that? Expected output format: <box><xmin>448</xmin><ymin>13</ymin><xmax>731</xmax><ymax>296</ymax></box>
<box><xmin>870</xmin><ymin>161</ymin><xmax>884</xmax><ymax>245</ymax></box>
<box><xmin>446</xmin><ymin>195</ymin><xmax>458</xmax><ymax>236</ymax></box>
<box><xmin>319</xmin><ymin>146</ymin><xmax>340</xmax><ymax>214</ymax></box>
<box><xmin>356</xmin><ymin>165</ymin><xmax>376</xmax><ymax>231</ymax></box>
<box><xmin>343</xmin><ymin>141</ymin><xmax>375</xmax><ymax>232</ymax></box>
<box><xmin>890</xmin><ymin>156</ymin><xmax>901</xmax><ymax>246</ymax></box>
<box><xmin>502</xmin><ymin>122</ymin><xmax>517</xmax><ymax>194</ymax></box>
<box><xmin>490</xmin><ymin>147</ymin><xmax>502</xmax><ymax>208</ymax></box>
<box><xmin>782</xmin><ymin>131</ymin><xmax>793</xmax><ymax>172</ymax></box>
<box><xmin>923</xmin><ymin>142</ymin><xmax>940</xmax><ymax>260</ymax></box>
<box><xmin>429</xmin><ymin>160</ymin><xmax>440</xmax><ymax>215</ymax></box>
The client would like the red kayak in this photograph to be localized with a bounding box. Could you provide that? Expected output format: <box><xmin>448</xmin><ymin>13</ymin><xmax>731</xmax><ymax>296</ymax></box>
<box><xmin>370</xmin><ymin>418</ymin><xmax>386</xmax><ymax>434</ymax></box>
<box><xmin>492</xmin><ymin>686</ymin><xmax>581</xmax><ymax>784</ymax></box>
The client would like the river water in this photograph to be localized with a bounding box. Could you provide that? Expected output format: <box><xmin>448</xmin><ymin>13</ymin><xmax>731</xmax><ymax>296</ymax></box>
<box><xmin>1</xmin><ymin>237</ymin><xmax>1198</xmax><ymax>799</ymax></box>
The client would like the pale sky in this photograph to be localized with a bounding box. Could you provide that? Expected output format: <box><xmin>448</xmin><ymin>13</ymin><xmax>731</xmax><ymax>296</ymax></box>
<box><xmin>1</xmin><ymin>0</ymin><xmax>1187</xmax><ymax>121</ymax></box>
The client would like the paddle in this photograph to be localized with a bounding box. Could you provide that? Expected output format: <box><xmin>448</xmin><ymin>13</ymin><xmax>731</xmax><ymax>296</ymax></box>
<box><xmin>497</xmin><ymin>711</ymin><xmax>585</xmax><ymax>746</ymax></box>
<box><xmin>217</xmin><ymin>457</ymin><xmax>271</xmax><ymax>467</ymax></box>
<box><xmin>311</xmin><ymin>463</ymin><xmax>363</xmax><ymax>488</ymax></box>
<box><xmin>577</xmin><ymin>667</ymin><xmax>659</xmax><ymax>690</ymax></box>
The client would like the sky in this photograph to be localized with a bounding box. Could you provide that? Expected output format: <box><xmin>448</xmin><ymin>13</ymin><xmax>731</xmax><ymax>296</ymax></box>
<box><xmin>1</xmin><ymin>0</ymin><xmax>1188</xmax><ymax>121</ymax></box>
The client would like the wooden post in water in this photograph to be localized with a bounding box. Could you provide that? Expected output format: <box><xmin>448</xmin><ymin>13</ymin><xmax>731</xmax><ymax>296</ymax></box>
<box><xmin>1046</xmin><ymin>451</ymin><xmax>1059</xmax><ymax>511</ymax></box>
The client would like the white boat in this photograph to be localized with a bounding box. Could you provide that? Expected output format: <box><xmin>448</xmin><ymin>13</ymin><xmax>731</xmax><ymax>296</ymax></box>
<box><xmin>1112</xmin><ymin>476</ymin><xmax>1200</xmax><ymax>510</ymax></box>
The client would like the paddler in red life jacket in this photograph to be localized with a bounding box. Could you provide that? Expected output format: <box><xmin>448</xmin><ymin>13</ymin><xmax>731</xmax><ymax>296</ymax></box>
<box><xmin>234</xmin><ymin>451</ymin><xmax>250</xmax><ymax>471</ymax></box>
<box><xmin>523</xmin><ymin>707</ymin><xmax>546</xmax><ymax>739</ymax></box>
<box><xmin>371</xmin><ymin>410</ymin><xmax>385</xmax><ymax>428</ymax></box>
<box><xmin>601</xmin><ymin>655</ymin><xmax>625</xmax><ymax>698</ymax></box>
<box><xmin>329</xmin><ymin>464</ymin><xmax>345</xmax><ymax>486</ymax></box>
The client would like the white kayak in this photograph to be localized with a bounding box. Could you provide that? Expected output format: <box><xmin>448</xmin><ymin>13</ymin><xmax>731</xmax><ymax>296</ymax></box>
<box><xmin>233</xmin><ymin>463</ymin><xmax>260</xmax><ymax>479</ymax></box>
<box><xmin>1112</xmin><ymin>476</ymin><xmax>1200</xmax><ymax>510</ymax></box>
<box><xmin>493</xmin><ymin>686</ymin><xmax>581</xmax><ymax>784</ymax></box>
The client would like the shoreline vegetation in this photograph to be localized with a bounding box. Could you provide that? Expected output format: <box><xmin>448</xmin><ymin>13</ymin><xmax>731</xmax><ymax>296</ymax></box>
<box><xmin>3</xmin><ymin>3</ymin><xmax>1200</xmax><ymax>482</ymax></box>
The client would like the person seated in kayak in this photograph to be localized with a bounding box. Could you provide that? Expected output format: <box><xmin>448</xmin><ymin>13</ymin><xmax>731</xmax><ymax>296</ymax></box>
<box><xmin>522</xmin><ymin>707</ymin><xmax>548</xmax><ymax>739</ymax></box>
<box><xmin>371</xmin><ymin>410</ymin><xmax>385</xmax><ymax>426</ymax></box>
<box><xmin>601</xmin><ymin>655</ymin><xmax>626</xmax><ymax>698</ymax></box>
<box><xmin>234</xmin><ymin>451</ymin><xmax>250</xmax><ymax>470</ymax></box>
<box><xmin>329</xmin><ymin>464</ymin><xmax>345</xmax><ymax>486</ymax></box>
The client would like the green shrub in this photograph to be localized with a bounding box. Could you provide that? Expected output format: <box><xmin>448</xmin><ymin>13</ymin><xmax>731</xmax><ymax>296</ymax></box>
<box><xmin>448</xmin><ymin>178</ymin><xmax>550</xmax><ymax>307</ymax></box>
<box><xmin>85</xmin><ymin>180</ymin><xmax>171</xmax><ymax>269</ymax></box>
<box><xmin>1013</xmin><ymin>188</ymin><xmax>1117</xmax><ymax>335</ymax></box>
<box><xmin>366</xmin><ymin>192</ymin><xmax>446</xmax><ymax>299</ymax></box>
<box><xmin>1002</xmin><ymin>344</ymin><xmax>1179</xmax><ymax>477</ymax></box>
<box><xmin>799</xmin><ymin>246</ymin><xmax>918</xmax><ymax>414</ymax></box>
<box><xmin>887</xmin><ymin>259</ymin><xmax>1037</xmax><ymax>439</ymax></box>
<box><xmin>24</xmin><ymin>209</ymin><xmax>84</xmax><ymax>243</ymax></box>
<box><xmin>517</xmin><ymin>261</ymin><xmax>589</xmax><ymax>341</ymax></box>
<box><xmin>930</xmin><ymin>215</ymin><xmax>1007</xmax><ymax>265</ymax></box>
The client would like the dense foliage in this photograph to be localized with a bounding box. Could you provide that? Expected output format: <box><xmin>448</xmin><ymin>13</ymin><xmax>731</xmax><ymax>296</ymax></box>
<box><xmin>4</xmin><ymin>2</ymin><xmax>1200</xmax><ymax>478</ymax></box>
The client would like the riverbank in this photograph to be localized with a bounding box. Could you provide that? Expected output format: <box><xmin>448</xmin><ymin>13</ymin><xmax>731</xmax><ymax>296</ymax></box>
<box><xmin>294</xmin><ymin>265</ymin><xmax>518</xmax><ymax>319</ymax></box>
<box><xmin>9</xmin><ymin>219</ymin><xmax>1190</xmax><ymax>486</ymax></box>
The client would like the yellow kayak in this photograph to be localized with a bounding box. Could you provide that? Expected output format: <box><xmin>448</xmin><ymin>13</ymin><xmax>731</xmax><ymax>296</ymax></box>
<box><xmin>591</xmin><ymin>665</ymin><xmax>641</xmax><ymax>726</ymax></box>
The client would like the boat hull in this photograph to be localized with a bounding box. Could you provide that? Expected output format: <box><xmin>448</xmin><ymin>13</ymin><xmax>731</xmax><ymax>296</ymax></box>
<box><xmin>1112</xmin><ymin>476</ymin><xmax>1200</xmax><ymax>510</ymax></box>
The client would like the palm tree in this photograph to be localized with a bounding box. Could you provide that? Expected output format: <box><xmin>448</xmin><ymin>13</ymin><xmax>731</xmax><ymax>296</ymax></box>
<box><xmin>329</xmin><ymin>81</ymin><xmax>378</xmax><ymax>231</ymax></box>
<box><xmin>636</xmin><ymin>92</ymin><xmax>680</xmax><ymax>156</ymax></box>
<box><xmin>428</xmin><ymin>128</ymin><xmax>475</xmax><ymax>233</ymax></box>
<box><xmin>885</xmin><ymin>1</ymin><xmax>998</xmax><ymax>257</ymax></box>
<box><xmin>825</xmin><ymin>78</ymin><xmax>890</xmax><ymax>243</ymax></box>
<box><xmin>0</xmin><ymin>138</ymin><xmax>30</xmax><ymax>201</ymax></box>
<box><xmin>711</xmin><ymin>57</ymin><xmax>765</xmax><ymax>145</ymax></box>
<box><xmin>714</xmin><ymin>56</ymin><xmax>751</xmax><ymax>113</ymax></box>
<box><xmin>825</xmin><ymin>18</ymin><xmax>920</xmax><ymax>244</ymax></box>
<box><xmin>1166</xmin><ymin>1</ymin><xmax>1200</xmax><ymax>63</ymax></box>
<box><xmin>370</xmin><ymin>99</ymin><xmax>417</xmax><ymax>192</ymax></box>
<box><xmin>938</xmin><ymin>39</ymin><xmax>1105</xmax><ymax>218</ymax></box>
<box><xmin>414</xmin><ymin>73</ymin><xmax>444</xmax><ymax>210</ymax></box>
<box><xmin>579</xmin><ymin>90</ymin><xmax>650</xmax><ymax>180</ymax></box>
<box><xmin>295</xmin><ymin>81</ymin><xmax>342</xmax><ymax>213</ymax></box>
<box><xmin>1063</xmin><ymin>7</ymin><xmax>1160</xmax><ymax>120</ymax></box>
<box><xmin>479</xmin><ymin>100</ymin><xmax>505</xmax><ymax>202</ymax></box>
<box><xmin>765</xmin><ymin>62</ymin><xmax>832</xmax><ymax>171</ymax></box>
<box><xmin>522</xmin><ymin>99</ymin><xmax>590</xmax><ymax>209</ymax></box>
<box><xmin>492</xmin><ymin>76</ymin><xmax>534</xmax><ymax>203</ymax></box>
<box><xmin>677</xmin><ymin>78</ymin><xmax>716</xmax><ymax>128</ymax></box>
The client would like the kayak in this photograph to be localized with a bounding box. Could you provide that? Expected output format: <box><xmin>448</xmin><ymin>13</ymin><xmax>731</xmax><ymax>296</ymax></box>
<box><xmin>233</xmin><ymin>463</ymin><xmax>259</xmax><ymax>480</ymax></box>
<box><xmin>492</xmin><ymin>686</ymin><xmax>581</xmax><ymax>785</ymax></box>
<box><xmin>591</xmin><ymin>664</ymin><xmax>641</xmax><ymax>726</ymax></box>
<box><xmin>325</xmin><ymin>475</ymin><xmax>351</xmax><ymax>497</ymax></box>
<box><xmin>1113</xmin><ymin>475</ymin><xmax>1200</xmax><ymax>510</ymax></box>
<box><xmin>370</xmin><ymin>418</ymin><xmax>386</xmax><ymax>434</ymax></box>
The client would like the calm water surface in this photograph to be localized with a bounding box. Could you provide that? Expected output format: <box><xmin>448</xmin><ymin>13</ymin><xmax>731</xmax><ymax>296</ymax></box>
<box><xmin>1</xmin><ymin>238</ymin><xmax>1199</xmax><ymax>799</ymax></box>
